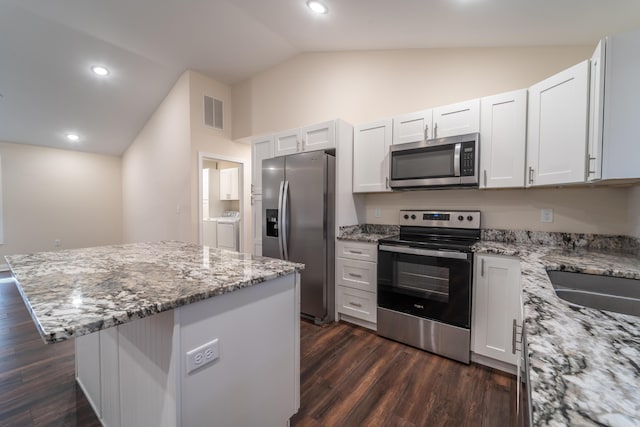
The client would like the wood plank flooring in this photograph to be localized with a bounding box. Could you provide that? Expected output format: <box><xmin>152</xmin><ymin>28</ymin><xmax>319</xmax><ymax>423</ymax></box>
<box><xmin>291</xmin><ymin>319</ymin><xmax>519</xmax><ymax>427</ymax></box>
<box><xmin>1</xmin><ymin>274</ymin><xmax>518</xmax><ymax>426</ymax></box>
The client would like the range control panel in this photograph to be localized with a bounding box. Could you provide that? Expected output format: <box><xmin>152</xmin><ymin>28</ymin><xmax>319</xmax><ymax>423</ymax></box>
<box><xmin>399</xmin><ymin>210</ymin><xmax>481</xmax><ymax>229</ymax></box>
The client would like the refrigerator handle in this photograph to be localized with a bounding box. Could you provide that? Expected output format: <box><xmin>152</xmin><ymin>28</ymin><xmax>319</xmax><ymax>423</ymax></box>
<box><xmin>282</xmin><ymin>180</ymin><xmax>290</xmax><ymax>260</ymax></box>
<box><xmin>277</xmin><ymin>181</ymin><xmax>285</xmax><ymax>259</ymax></box>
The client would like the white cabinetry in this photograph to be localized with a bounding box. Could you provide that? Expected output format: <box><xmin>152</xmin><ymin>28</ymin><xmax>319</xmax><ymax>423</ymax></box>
<box><xmin>274</xmin><ymin>121</ymin><xmax>336</xmax><ymax>157</ymax></box>
<box><xmin>527</xmin><ymin>60</ymin><xmax>590</xmax><ymax>187</ymax></box>
<box><xmin>353</xmin><ymin>119</ymin><xmax>392</xmax><ymax>193</ymax></box>
<box><xmin>392</xmin><ymin>109</ymin><xmax>433</xmax><ymax>144</ymax></box>
<box><xmin>590</xmin><ymin>29</ymin><xmax>640</xmax><ymax>181</ymax></box>
<box><xmin>335</xmin><ymin>240</ymin><xmax>377</xmax><ymax>329</ymax></box>
<box><xmin>432</xmin><ymin>99</ymin><xmax>480</xmax><ymax>138</ymax></box>
<box><xmin>251</xmin><ymin>136</ymin><xmax>274</xmax><ymax>195</ymax></box>
<box><xmin>251</xmin><ymin>194</ymin><xmax>262</xmax><ymax>256</ymax></box>
<box><xmin>216</xmin><ymin>221</ymin><xmax>239</xmax><ymax>251</ymax></box>
<box><xmin>472</xmin><ymin>254</ymin><xmax>522</xmax><ymax>370</ymax></box>
<box><xmin>219</xmin><ymin>168</ymin><xmax>239</xmax><ymax>200</ymax></box>
<box><xmin>480</xmin><ymin>89</ymin><xmax>527</xmax><ymax>188</ymax></box>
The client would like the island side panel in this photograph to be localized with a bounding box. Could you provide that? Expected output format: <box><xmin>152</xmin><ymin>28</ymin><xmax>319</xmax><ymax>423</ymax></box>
<box><xmin>179</xmin><ymin>273</ymin><xmax>298</xmax><ymax>427</ymax></box>
<box><xmin>100</xmin><ymin>328</ymin><xmax>121</xmax><ymax>427</ymax></box>
<box><xmin>75</xmin><ymin>332</ymin><xmax>102</xmax><ymax>418</ymax></box>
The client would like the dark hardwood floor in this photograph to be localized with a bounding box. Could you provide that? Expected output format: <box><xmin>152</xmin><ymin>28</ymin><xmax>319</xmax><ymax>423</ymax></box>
<box><xmin>1</xmin><ymin>274</ymin><xmax>517</xmax><ymax>426</ymax></box>
<box><xmin>291</xmin><ymin>319</ymin><xmax>518</xmax><ymax>427</ymax></box>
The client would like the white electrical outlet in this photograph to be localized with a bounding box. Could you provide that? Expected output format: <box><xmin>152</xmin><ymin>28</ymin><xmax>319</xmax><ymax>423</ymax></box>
<box><xmin>54</xmin><ymin>239</ymin><xmax>61</xmax><ymax>247</ymax></box>
<box><xmin>540</xmin><ymin>208</ymin><xmax>554</xmax><ymax>223</ymax></box>
<box><xmin>374</xmin><ymin>207</ymin><xmax>381</xmax><ymax>218</ymax></box>
<box><xmin>186</xmin><ymin>338</ymin><xmax>219</xmax><ymax>374</ymax></box>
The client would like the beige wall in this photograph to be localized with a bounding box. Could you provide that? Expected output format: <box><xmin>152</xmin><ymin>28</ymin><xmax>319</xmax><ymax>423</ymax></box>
<box><xmin>629</xmin><ymin>185</ymin><xmax>640</xmax><ymax>238</ymax></box>
<box><xmin>189</xmin><ymin>71</ymin><xmax>251</xmax><ymax>251</ymax></box>
<box><xmin>0</xmin><ymin>141</ymin><xmax>122</xmax><ymax>264</ymax></box>
<box><xmin>122</xmin><ymin>72</ymin><xmax>192</xmax><ymax>243</ymax></box>
<box><xmin>232</xmin><ymin>46</ymin><xmax>594</xmax><ymax>139</ymax></box>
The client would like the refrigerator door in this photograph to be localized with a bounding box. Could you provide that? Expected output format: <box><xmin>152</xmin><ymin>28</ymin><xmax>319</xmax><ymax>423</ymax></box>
<box><xmin>284</xmin><ymin>151</ymin><xmax>329</xmax><ymax>320</ymax></box>
<box><xmin>262</xmin><ymin>157</ymin><xmax>285</xmax><ymax>259</ymax></box>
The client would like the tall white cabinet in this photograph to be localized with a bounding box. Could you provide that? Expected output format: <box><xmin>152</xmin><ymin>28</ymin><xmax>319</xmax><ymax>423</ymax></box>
<box><xmin>251</xmin><ymin>136</ymin><xmax>274</xmax><ymax>256</ymax></box>
<box><xmin>527</xmin><ymin>60</ymin><xmax>590</xmax><ymax>187</ymax></box>
<box><xmin>352</xmin><ymin>119</ymin><xmax>393</xmax><ymax>193</ymax></box>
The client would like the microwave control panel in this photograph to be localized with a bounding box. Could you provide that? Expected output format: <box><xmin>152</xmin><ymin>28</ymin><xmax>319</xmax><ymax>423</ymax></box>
<box><xmin>461</xmin><ymin>141</ymin><xmax>475</xmax><ymax>176</ymax></box>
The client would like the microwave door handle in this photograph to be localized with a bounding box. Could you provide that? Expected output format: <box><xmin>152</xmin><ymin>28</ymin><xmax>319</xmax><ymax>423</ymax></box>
<box><xmin>379</xmin><ymin>244</ymin><xmax>469</xmax><ymax>260</ymax></box>
<box><xmin>453</xmin><ymin>143</ymin><xmax>461</xmax><ymax>177</ymax></box>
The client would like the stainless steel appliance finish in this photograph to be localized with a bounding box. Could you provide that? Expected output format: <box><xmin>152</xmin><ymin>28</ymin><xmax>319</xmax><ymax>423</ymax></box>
<box><xmin>262</xmin><ymin>151</ymin><xmax>335</xmax><ymax>324</ymax></box>
<box><xmin>377</xmin><ymin>210</ymin><xmax>480</xmax><ymax>364</ymax></box>
<box><xmin>389</xmin><ymin>133</ymin><xmax>479</xmax><ymax>189</ymax></box>
<box><xmin>377</xmin><ymin>307</ymin><xmax>471</xmax><ymax>364</ymax></box>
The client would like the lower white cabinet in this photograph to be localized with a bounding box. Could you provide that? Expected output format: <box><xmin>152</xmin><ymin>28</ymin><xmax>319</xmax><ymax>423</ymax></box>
<box><xmin>472</xmin><ymin>254</ymin><xmax>522</xmax><ymax>369</ymax></box>
<box><xmin>335</xmin><ymin>240</ymin><xmax>377</xmax><ymax>329</ymax></box>
<box><xmin>251</xmin><ymin>194</ymin><xmax>262</xmax><ymax>256</ymax></box>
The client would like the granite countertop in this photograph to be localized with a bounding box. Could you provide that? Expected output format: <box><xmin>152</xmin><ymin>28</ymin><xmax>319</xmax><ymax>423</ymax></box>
<box><xmin>474</xmin><ymin>239</ymin><xmax>640</xmax><ymax>426</ymax></box>
<box><xmin>5</xmin><ymin>241</ymin><xmax>304</xmax><ymax>344</ymax></box>
<box><xmin>337</xmin><ymin>224</ymin><xmax>399</xmax><ymax>242</ymax></box>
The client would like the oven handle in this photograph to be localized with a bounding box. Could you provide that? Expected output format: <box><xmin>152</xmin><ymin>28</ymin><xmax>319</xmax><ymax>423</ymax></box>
<box><xmin>379</xmin><ymin>244</ymin><xmax>470</xmax><ymax>260</ymax></box>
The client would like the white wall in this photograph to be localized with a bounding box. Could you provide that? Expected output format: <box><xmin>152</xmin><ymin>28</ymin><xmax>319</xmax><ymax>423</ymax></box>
<box><xmin>0</xmin><ymin>141</ymin><xmax>122</xmax><ymax>264</ymax></box>
<box><xmin>629</xmin><ymin>185</ymin><xmax>640</xmax><ymax>238</ymax></box>
<box><xmin>122</xmin><ymin>72</ymin><xmax>192</xmax><ymax>243</ymax></box>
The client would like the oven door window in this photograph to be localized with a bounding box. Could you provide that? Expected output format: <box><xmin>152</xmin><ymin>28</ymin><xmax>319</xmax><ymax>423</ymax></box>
<box><xmin>378</xmin><ymin>250</ymin><xmax>471</xmax><ymax>328</ymax></box>
<box><xmin>391</xmin><ymin>145</ymin><xmax>455</xmax><ymax>180</ymax></box>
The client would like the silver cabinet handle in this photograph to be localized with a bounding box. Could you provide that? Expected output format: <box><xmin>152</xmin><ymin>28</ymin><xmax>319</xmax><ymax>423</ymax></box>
<box><xmin>528</xmin><ymin>166</ymin><xmax>535</xmax><ymax>184</ymax></box>
<box><xmin>349</xmin><ymin>302</ymin><xmax>362</xmax><ymax>308</ymax></box>
<box><xmin>348</xmin><ymin>272</ymin><xmax>362</xmax><ymax>278</ymax></box>
<box><xmin>434</xmin><ymin>123</ymin><xmax>438</xmax><ymax>139</ymax></box>
<box><xmin>385</xmin><ymin>177</ymin><xmax>389</xmax><ymax>189</ymax></box>
<box><xmin>481</xmin><ymin>258</ymin><xmax>485</xmax><ymax>276</ymax></box>
<box><xmin>424</xmin><ymin>125</ymin><xmax>429</xmax><ymax>140</ymax></box>
<box><xmin>483</xmin><ymin>170</ymin><xmax>487</xmax><ymax>187</ymax></box>
<box><xmin>588</xmin><ymin>156</ymin><xmax>597</xmax><ymax>174</ymax></box>
<box><xmin>349</xmin><ymin>250</ymin><xmax>362</xmax><ymax>254</ymax></box>
<box><xmin>512</xmin><ymin>319</ymin><xmax>517</xmax><ymax>354</ymax></box>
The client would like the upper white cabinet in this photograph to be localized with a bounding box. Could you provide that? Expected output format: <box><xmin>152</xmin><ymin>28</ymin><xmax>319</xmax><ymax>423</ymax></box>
<box><xmin>273</xmin><ymin>121</ymin><xmax>336</xmax><ymax>157</ymax></box>
<box><xmin>587</xmin><ymin>41</ymin><xmax>605</xmax><ymax>182</ymax></box>
<box><xmin>592</xmin><ymin>29</ymin><xmax>640</xmax><ymax>181</ymax></box>
<box><xmin>527</xmin><ymin>60</ymin><xmax>590</xmax><ymax>187</ymax></box>
<box><xmin>472</xmin><ymin>254</ymin><xmax>522</xmax><ymax>367</ymax></box>
<box><xmin>432</xmin><ymin>99</ymin><xmax>480</xmax><ymax>139</ymax></box>
<box><xmin>353</xmin><ymin>119</ymin><xmax>393</xmax><ymax>193</ymax></box>
<box><xmin>219</xmin><ymin>167</ymin><xmax>239</xmax><ymax>200</ymax></box>
<box><xmin>392</xmin><ymin>109</ymin><xmax>433</xmax><ymax>144</ymax></box>
<box><xmin>251</xmin><ymin>136</ymin><xmax>274</xmax><ymax>195</ymax></box>
<box><xmin>480</xmin><ymin>89</ymin><xmax>527</xmax><ymax>189</ymax></box>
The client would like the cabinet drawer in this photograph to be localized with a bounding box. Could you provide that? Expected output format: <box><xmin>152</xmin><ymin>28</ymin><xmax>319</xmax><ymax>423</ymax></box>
<box><xmin>336</xmin><ymin>240</ymin><xmax>377</xmax><ymax>262</ymax></box>
<box><xmin>336</xmin><ymin>258</ymin><xmax>376</xmax><ymax>292</ymax></box>
<box><xmin>337</xmin><ymin>286</ymin><xmax>377</xmax><ymax>323</ymax></box>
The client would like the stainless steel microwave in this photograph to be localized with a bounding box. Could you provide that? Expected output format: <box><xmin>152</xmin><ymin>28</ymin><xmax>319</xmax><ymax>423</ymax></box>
<box><xmin>389</xmin><ymin>133</ymin><xmax>479</xmax><ymax>189</ymax></box>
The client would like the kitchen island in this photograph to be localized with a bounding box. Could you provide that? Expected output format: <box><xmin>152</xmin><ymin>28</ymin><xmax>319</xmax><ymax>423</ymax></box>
<box><xmin>6</xmin><ymin>241</ymin><xmax>304</xmax><ymax>427</ymax></box>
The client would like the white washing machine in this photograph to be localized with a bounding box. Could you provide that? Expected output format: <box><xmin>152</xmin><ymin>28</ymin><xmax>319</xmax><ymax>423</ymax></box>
<box><xmin>215</xmin><ymin>211</ymin><xmax>240</xmax><ymax>251</ymax></box>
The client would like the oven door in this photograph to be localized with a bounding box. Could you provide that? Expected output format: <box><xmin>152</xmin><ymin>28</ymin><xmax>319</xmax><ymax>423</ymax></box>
<box><xmin>377</xmin><ymin>244</ymin><xmax>472</xmax><ymax>328</ymax></box>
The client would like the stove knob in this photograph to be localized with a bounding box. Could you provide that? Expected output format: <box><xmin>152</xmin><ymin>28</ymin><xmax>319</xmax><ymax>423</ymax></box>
<box><xmin>467</xmin><ymin>215</ymin><xmax>474</xmax><ymax>221</ymax></box>
<box><xmin>411</xmin><ymin>214</ymin><xmax>417</xmax><ymax>220</ymax></box>
<box><xmin>458</xmin><ymin>215</ymin><xmax>464</xmax><ymax>221</ymax></box>
<box><xmin>403</xmin><ymin>214</ymin><xmax>409</xmax><ymax>220</ymax></box>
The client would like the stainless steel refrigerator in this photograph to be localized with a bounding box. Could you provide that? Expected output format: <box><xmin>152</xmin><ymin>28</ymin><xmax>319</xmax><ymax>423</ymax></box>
<box><xmin>262</xmin><ymin>150</ymin><xmax>335</xmax><ymax>324</ymax></box>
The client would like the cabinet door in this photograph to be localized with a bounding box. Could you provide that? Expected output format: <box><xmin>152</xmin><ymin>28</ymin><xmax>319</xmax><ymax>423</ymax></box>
<box><xmin>480</xmin><ymin>89</ymin><xmax>527</xmax><ymax>188</ymax></box>
<box><xmin>433</xmin><ymin>99</ymin><xmax>480</xmax><ymax>138</ymax></box>
<box><xmin>252</xmin><ymin>194</ymin><xmax>262</xmax><ymax>256</ymax></box>
<box><xmin>587</xmin><ymin>41</ymin><xmax>605</xmax><ymax>182</ymax></box>
<box><xmin>472</xmin><ymin>255</ymin><xmax>521</xmax><ymax>365</ymax></box>
<box><xmin>301</xmin><ymin>121</ymin><xmax>335</xmax><ymax>152</ymax></box>
<box><xmin>217</xmin><ymin>222</ymin><xmax>237</xmax><ymax>251</ymax></box>
<box><xmin>219</xmin><ymin>169</ymin><xmax>230</xmax><ymax>200</ymax></box>
<box><xmin>229</xmin><ymin>167</ymin><xmax>239</xmax><ymax>200</ymax></box>
<box><xmin>392</xmin><ymin>109</ymin><xmax>433</xmax><ymax>144</ymax></box>
<box><xmin>274</xmin><ymin>129</ymin><xmax>301</xmax><ymax>156</ymax></box>
<box><xmin>527</xmin><ymin>60</ymin><xmax>590</xmax><ymax>187</ymax></box>
<box><xmin>252</xmin><ymin>136</ymin><xmax>274</xmax><ymax>194</ymax></box>
<box><xmin>353</xmin><ymin>119</ymin><xmax>392</xmax><ymax>193</ymax></box>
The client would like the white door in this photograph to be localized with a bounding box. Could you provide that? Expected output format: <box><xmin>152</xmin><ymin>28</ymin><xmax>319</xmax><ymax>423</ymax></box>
<box><xmin>353</xmin><ymin>119</ymin><xmax>392</xmax><ymax>193</ymax></box>
<box><xmin>472</xmin><ymin>255</ymin><xmax>521</xmax><ymax>365</ymax></box>
<box><xmin>217</xmin><ymin>222</ymin><xmax>238</xmax><ymax>251</ymax></box>
<box><xmin>274</xmin><ymin>129</ymin><xmax>301</xmax><ymax>156</ymax></box>
<box><xmin>588</xmin><ymin>41</ymin><xmax>605</xmax><ymax>182</ymax></box>
<box><xmin>480</xmin><ymin>89</ymin><xmax>527</xmax><ymax>188</ymax></box>
<box><xmin>433</xmin><ymin>99</ymin><xmax>480</xmax><ymax>138</ymax></box>
<box><xmin>301</xmin><ymin>121</ymin><xmax>335</xmax><ymax>152</ymax></box>
<box><xmin>251</xmin><ymin>136</ymin><xmax>274</xmax><ymax>194</ymax></box>
<box><xmin>252</xmin><ymin>194</ymin><xmax>262</xmax><ymax>256</ymax></box>
<box><xmin>392</xmin><ymin>109</ymin><xmax>433</xmax><ymax>144</ymax></box>
<box><xmin>527</xmin><ymin>60</ymin><xmax>590</xmax><ymax>186</ymax></box>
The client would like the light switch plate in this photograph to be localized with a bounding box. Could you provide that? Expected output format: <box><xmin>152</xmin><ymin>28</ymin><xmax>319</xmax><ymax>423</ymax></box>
<box><xmin>540</xmin><ymin>208</ymin><xmax>554</xmax><ymax>223</ymax></box>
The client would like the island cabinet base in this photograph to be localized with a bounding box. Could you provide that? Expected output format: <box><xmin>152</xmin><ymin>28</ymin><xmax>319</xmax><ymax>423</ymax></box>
<box><xmin>76</xmin><ymin>273</ymin><xmax>300</xmax><ymax>427</ymax></box>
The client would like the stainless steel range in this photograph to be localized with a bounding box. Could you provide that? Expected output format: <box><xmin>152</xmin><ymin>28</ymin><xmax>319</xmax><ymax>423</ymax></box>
<box><xmin>377</xmin><ymin>210</ymin><xmax>480</xmax><ymax>364</ymax></box>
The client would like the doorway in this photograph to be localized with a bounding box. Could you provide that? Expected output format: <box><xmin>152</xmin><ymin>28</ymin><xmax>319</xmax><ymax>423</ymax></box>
<box><xmin>198</xmin><ymin>153</ymin><xmax>245</xmax><ymax>252</ymax></box>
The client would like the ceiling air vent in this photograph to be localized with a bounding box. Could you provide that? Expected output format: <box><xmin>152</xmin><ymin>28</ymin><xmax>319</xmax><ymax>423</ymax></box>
<box><xmin>203</xmin><ymin>95</ymin><xmax>223</xmax><ymax>130</ymax></box>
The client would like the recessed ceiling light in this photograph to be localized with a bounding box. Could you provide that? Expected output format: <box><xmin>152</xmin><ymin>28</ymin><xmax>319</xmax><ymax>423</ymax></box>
<box><xmin>66</xmin><ymin>133</ymin><xmax>80</xmax><ymax>142</ymax></box>
<box><xmin>91</xmin><ymin>65</ymin><xmax>110</xmax><ymax>76</ymax></box>
<box><xmin>307</xmin><ymin>1</ymin><xmax>328</xmax><ymax>14</ymax></box>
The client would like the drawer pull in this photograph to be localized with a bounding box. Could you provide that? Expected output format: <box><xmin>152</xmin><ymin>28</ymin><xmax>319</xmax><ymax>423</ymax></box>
<box><xmin>349</xmin><ymin>302</ymin><xmax>363</xmax><ymax>308</ymax></box>
<box><xmin>348</xmin><ymin>273</ymin><xmax>363</xmax><ymax>278</ymax></box>
<box><xmin>349</xmin><ymin>250</ymin><xmax>363</xmax><ymax>254</ymax></box>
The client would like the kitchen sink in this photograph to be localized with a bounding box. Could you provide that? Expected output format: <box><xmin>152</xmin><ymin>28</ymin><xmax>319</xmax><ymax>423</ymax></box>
<box><xmin>547</xmin><ymin>271</ymin><xmax>640</xmax><ymax>317</ymax></box>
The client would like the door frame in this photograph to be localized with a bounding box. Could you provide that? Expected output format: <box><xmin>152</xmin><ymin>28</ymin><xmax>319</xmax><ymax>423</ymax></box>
<box><xmin>198</xmin><ymin>152</ymin><xmax>247</xmax><ymax>252</ymax></box>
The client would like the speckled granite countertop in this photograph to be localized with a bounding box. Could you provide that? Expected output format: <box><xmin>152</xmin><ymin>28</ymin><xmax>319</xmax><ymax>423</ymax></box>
<box><xmin>5</xmin><ymin>241</ymin><xmax>304</xmax><ymax>344</ymax></box>
<box><xmin>474</xmin><ymin>234</ymin><xmax>640</xmax><ymax>427</ymax></box>
<box><xmin>337</xmin><ymin>224</ymin><xmax>399</xmax><ymax>242</ymax></box>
